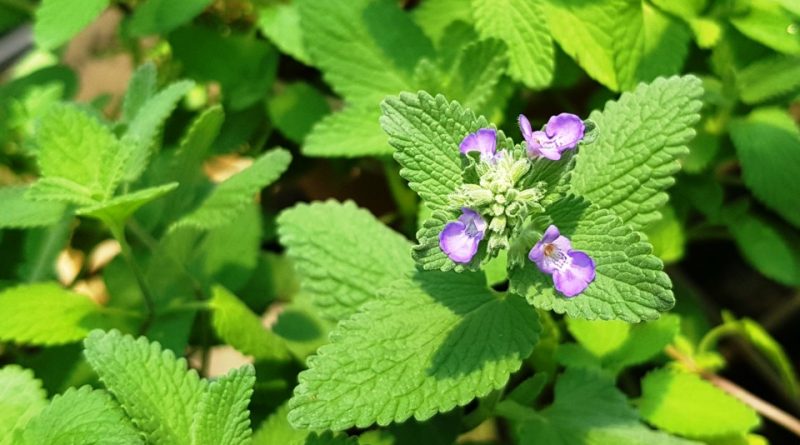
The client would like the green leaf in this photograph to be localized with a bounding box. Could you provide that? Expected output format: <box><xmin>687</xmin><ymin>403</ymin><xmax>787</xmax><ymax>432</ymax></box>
<box><xmin>0</xmin><ymin>186</ymin><xmax>65</xmax><ymax>228</ymax></box>
<box><xmin>209</xmin><ymin>286</ymin><xmax>291</xmax><ymax>361</ymax></box>
<box><xmin>129</xmin><ymin>0</ymin><xmax>214</xmax><ymax>36</ymax></box>
<box><xmin>288</xmin><ymin>271</ymin><xmax>540</xmax><ymax>430</ymax></box>
<box><xmin>731</xmin><ymin>0</ymin><xmax>800</xmax><ymax>55</ymax></box>
<box><xmin>76</xmin><ymin>182</ymin><xmax>178</xmax><ymax>226</ymax></box>
<box><xmin>302</xmin><ymin>104</ymin><xmax>391</xmax><ymax>157</ymax></box>
<box><xmin>258</xmin><ymin>3</ymin><xmax>312</xmax><ymax>64</ymax></box>
<box><xmin>639</xmin><ymin>368</ymin><xmax>760</xmax><ymax>438</ymax></box>
<box><xmin>642</xmin><ymin>205</ymin><xmax>686</xmax><ymax>264</ymax></box>
<box><xmin>0</xmin><ymin>283</ymin><xmax>111</xmax><ymax>346</ymax></box>
<box><xmin>637</xmin><ymin>3</ymin><xmax>692</xmax><ymax>82</ymax></box>
<box><xmin>304</xmin><ymin>432</ymin><xmax>359</xmax><ymax>445</ymax></box>
<box><xmin>412</xmin><ymin>0</ymin><xmax>473</xmax><ymax>42</ymax></box>
<box><xmin>445</xmin><ymin>38</ymin><xmax>509</xmax><ymax>112</ymax></box>
<box><xmin>472</xmin><ymin>0</ymin><xmax>553</xmax><ymax>89</ymax></box>
<box><xmin>736</xmin><ymin>55</ymin><xmax>800</xmax><ymax>104</ymax></box>
<box><xmin>191</xmin><ymin>365</ymin><xmax>256</xmax><ymax>445</ymax></box>
<box><xmin>122</xmin><ymin>62</ymin><xmax>158</xmax><ymax>123</ymax></box>
<box><xmin>83</xmin><ymin>329</ymin><xmax>207</xmax><ymax>445</ymax></box>
<box><xmin>268</xmin><ymin>82</ymin><xmax>331</xmax><ymax>144</ymax></box>
<box><xmin>541</xmin><ymin>0</ymin><xmax>644</xmax><ymax>91</ymax></box>
<box><xmin>296</xmin><ymin>0</ymin><xmax>415</xmax><ymax>103</ymax></box>
<box><xmin>0</xmin><ymin>366</ymin><xmax>47</xmax><ymax>444</ymax></box>
<box><xmin>17</xmin><ymin>213</ymin><xmax>73</xmax><ymax>282</ymax></box>
<box><xmin>509</xmin><ymin>196</ymin><xmax>675</xmax><ymax>322</ymax></box>
<box><xmin>729</xmin><ymin>108</ymin><xmax>800</xmax><ymax>228</ymax></box>
<box><xmin>172</xmin><ymin>148</ymin><xmax>291</xmax><ymax>231</ymax></box>
<box><xmin>381</xmin><ymin>91</ymin><xmax>494</xmax><ymax>212</ymax></box>
<box><xmin>732</xmin><ymin>316</ymin><xmax>799</xmax><ymax>398</ymax></box>
<box><xmin>278</xmin><ymin>200</ymin><xmax>414</xmax><ymax>320</ymax></box>
<box><xmin>19</xmin><ymin>386</ymin><xmax>143</xmax><ymax>445</ymax></box>
<box><xmin>516</xmin><ymin>368</ymin><xmax>698</xmax><ymax>445</ymax></box>
<box><xmin>34</xmin><ymin>0</ymin><xmax>109</xmax><ymax>49</ymax></box>
<box><xmin>564</xmin><ymin>314</ymin><xmax>680</xmax><ymax>372</ymax></box>
<box><xmin>571</xmin><ymin>75</ymin><xmax>703</xmax><ymax>230</ymax></box>
<box><xmin>169</xmin><ymin>26</ymin><xmax>277</xmax><ymax>110</ymax></box>
<box><xmin>31</xmin><ymin>103</ymin><xmax>127</xmax><ymax>204</ymax></box>
<box><xmin>122</xmin><ymin>80</ymin><xmax>195</xmax><ymax>182</ymax></box>
<box><xmin>252</xmin><ymin>403</ymin><xmax>309</xmax><ymax>445</ymax></box>
<box><xmin>723</xmin><ymin>206</ymin><xmax>800</xmax><ymax>286</ymax></box>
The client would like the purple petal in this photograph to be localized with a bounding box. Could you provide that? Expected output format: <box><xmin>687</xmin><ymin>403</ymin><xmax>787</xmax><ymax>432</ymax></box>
<box><xmin>541</xmin><ymin>225</ymin><xmax>561</xmax><ymax>243</ymax></box>
<box><xmin>459</xmin><ymin>128</ymin><xmax>496</xmax><ymax>160</ymax></box>
<box><xmin>439</xmin><ymin>221</ymin><xmax>480</xmax><ymax>263</ymax></box>
<box><xmin>525</xmin><ymin>131</ymin><xmax>562</xmax><ymax>160</ymax></box>
<box><xmin>459</xmin><ymin>207</ymin><xmax>487</xmax><ymax>236</ymax></box>
<box><xmin>518</xmin><ymin>114</ymin><xmax>533</xmax><ymax>140</ymax></box>
<box><xmin>545</xmin><ymin>113</ymin><xmax>585</xmax><ymax>150</ymax></box>
<box><xmin>553</xmin><ymin>250</ymin><xmax>596</xmax><ymax>297</ymax></box>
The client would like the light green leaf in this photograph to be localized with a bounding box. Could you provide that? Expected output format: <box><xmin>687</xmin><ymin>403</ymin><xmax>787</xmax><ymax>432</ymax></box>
<box><xmin>541</xmin><ymin>0</ymin><xmax>644</xmax><ymax>91</ymax></box>
<box><xmin>129</xmin><ymin>0</ymin><xmax>214</xmax><ymax>36</ymax></box>
<box><xmin>172</xmin><ymin>148</ymin><xmax>291</xmax><ymax>231</ymax></box>
<box><xmin>19</xmin><ymin>386</ymin><xmax>143</xmax><ymax>445</ymax></box>
<box><xmin>268</xmin><ymin>82</ymin><xmax>330</xmax><ymax>144</ymax></box>
<box><xmin>32</xmin><ymin>103</ymin><xmax>127</xmax><ymax>203</ymax></box>
<box><xmin>733</xmin><ymin>316</ymin><xmax>799</xmax><ymax>398</ymax></box>
<box><xmin>76</xmin><ymin>182</ymin><xmax>178</xmax><ymax>226</ymax></box>
<box><xmin>729</xmin><ymin>108</ymin><xmax>800</xmax><ymax>228</ymax></box>
<box><xmin>571</xmin><ymin>75</ymin><xmax>703</xmax><ymax>230</ymax></box>
<box><xmin>723</xmin><ymin>206</ymin><xmax>800</xmax><ymax>286</ymax></box>
<box><xmin>446</xmin><ymin>38</ymin><xmax>508</xmax><ymax>112</ymax></box>
<box><xmin>191</xmin><ymin>365</ymin><xmax>256</xmax><ymax>445</ymax></box>
<box><xmin>731</xmin><ymin>0</ymin><xmax>800</xmax><ymax>55</ymax></box>
<box><xmin>472</xmin><ymin>0</ymin><xmax>553</xmax><ymax>89</ymax></box>
<box><xmin>381</xmin><ymin>91</ymin><xmax>494</xmax><ymax>211</ymax></box>
<box><xmin>643</xmin><ymin>205</ymin><xmax>685</xmax><ymax>264</ymax></box>
<box><xmin>83</xmin><ymin>329</ymin><xmax>207</xmax><ymax>445</ymax></box>
<box><xmin>297</xmin><ymin>0</ymin><xmax>415</xmax><ymax>104</ymax></box>
<box><xmin>278</xmin><ymin>200</ymin><xmax>414</xmax><ymax>320</ymax></box>
<box><xmin>122</xmin><ymin>62</ymin><xmax>158</xmax><ymax>123</ymax></box>
<box><xmin>517</xmin><ymin>368</ymin><xmax>698</xmax><ymax>445</ymax></box>
<box><xmin>639</xmin><ymin>368</ymin><xmax>760</xmax><ymax>438</ymax></box>
<box><xmin>736</xmin><ymin>55</ymin><xmax>800</xmax><ymax>104</ymax></box>
<box><xmin>251</xmin><ymin>403</ymin><xmax>309</xmax><ymax>445</ymax></box>
<box><xmin>288</xmin><ymin>271</ymin><xmax>540</xmax><ymax>430</ymax></box>
<box><xmin>272</xmin><ymin>292</ymin><xmax>333</xmax><ymax>360</ymax></box>
<box><xmin>302</xmin><ymin>104</ymin><xmax>390</xmax><ymax>157</ymax></box>
<box><xmin>0</xmin><ymin>283</ymin><xmax>111</xmax><ymax>346</ymax></box>
<box><xmin>209</xmin><ymin>286</ymin><xmax>291</xmax><ymax>361</ymax></box>
<box><xmin>34</xmin><ymin>0</ymin><xmax>109</xmax><ymax>49</ymax></box>
<box><xmin>509</xmin><ymin>196</ymin><xmax>674</xmax><ymax>322</ymax></box>
<box><xmin>564</xmin><ymin>314</ymin><xmax>680</xmax><ymax>372</ymax></box>
<box><xmin>0</xmin><ymin>186</ymin><xmax>65</xmax><ymax>228</ymax></box>
<box><xmin>305</xmin><ymin>432</ymin><xmax>358</xmax><ymax>445</ymax></box>
<box><xmin>412</xmin><ymin>0</ymin><xmax>472</xmax><ymax>42</ymax></box>
<box><xmin>122</xmin><ymin>80</ymin><xmax>195</xmax><ymax>182</ymax></box>
<box><xmin>258</xmin><ymin>3</ymin><xmax>311</xmax><ymax>64</ymax></box>
<box><xmin>0</xmin><ymin>366</ymin><xmax>47</xmax><ymax>444</ymax></box>
<box><xmin>637</xmin><ymin>3</ymin><xmax>692</xmax><ymax>82</ymax></box>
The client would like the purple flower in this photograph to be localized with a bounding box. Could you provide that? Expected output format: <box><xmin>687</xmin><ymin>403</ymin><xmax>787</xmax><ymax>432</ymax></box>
<box><xmin>439</xmin><ymin>208</ymin><xmax>487</xmax><ymax>264</ymax></box>
<box><xmin>460</xmin><ymin>128</ymin><xmax>498</xmax><ymax>163</ymax></box>
<box><xmin>528</xmin><ymin>225</ymin><xmax>595</xmax><ymax>297</ymax></box>
<box><xmin>518</xmin><ymin>113</ymin><xmax>585</xmax><ymax>160</ymax></box>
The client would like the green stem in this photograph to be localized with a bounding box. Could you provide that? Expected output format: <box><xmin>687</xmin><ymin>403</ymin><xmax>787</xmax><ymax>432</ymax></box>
<box><xmin>109</xmin><ymin>222</ymin><xmax>156</xmax><ymax>334</ymax></box>
<box><xmin>462</xmin><ymin>389</ymin><xmax>503</xmax><ymax>431</ymax></box>
<box><xmin>697</xmin><ymin>322</ymin><xmax>740</xmax><ymax>355</ymax></box>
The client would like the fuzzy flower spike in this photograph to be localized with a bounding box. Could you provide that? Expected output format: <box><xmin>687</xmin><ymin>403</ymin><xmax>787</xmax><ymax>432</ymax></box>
<box><xmin>460</xmin><ymin>128</ymin><xmax>499</xmax><ymax>163</ymax></box>
<box><xmin>439</xmin><ymin>208</ymin><xmax>487</xmax><ymax>263</ymax></box>
<box><xmin>528</xmin><ymin>225</ymin><xmax>595</xmax><ymax>297</ymax></box>
<box><xmin>518</xmin><ymin>113</ymin><xmax>585</xmax><ymax>160</ymax></box>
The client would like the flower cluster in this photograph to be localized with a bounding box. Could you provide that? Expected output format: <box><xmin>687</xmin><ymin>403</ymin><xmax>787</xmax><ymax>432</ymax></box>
<box><xmin>438</xmin><ymin>113</ymin><xmax>596</xmax><ymax>297</ymax></box>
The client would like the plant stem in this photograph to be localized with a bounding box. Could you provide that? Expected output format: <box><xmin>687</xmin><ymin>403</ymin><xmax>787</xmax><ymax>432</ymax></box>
<box><xmin>109</xmin><ymin>222</ymin><xmax>156</xmax><ymax>334</ymax></box>
<box><xmin>462</xmin><ymin>389</ymin><xmax>503</xmax><ymax>432</ymax></box>
<box><xmin>697</xmin><ymin>322</ymin><xmax>740</xmax><ymax>354</ymax></box>
<box><xmin>665</xmin><ymin>345</ymin><xmax>800</xmax><ymax>438</ymax></box>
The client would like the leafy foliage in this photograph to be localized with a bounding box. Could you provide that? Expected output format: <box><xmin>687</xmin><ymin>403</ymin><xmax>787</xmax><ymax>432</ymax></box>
<box><xmin>639</xmin><ymin>369</ymin><xmax>760</xmax><ymax>438</ymax></box>
<box><xmin>0</xmin><ymin>283</ymin><xmax>111</xmax><ymax>345</ymax></box>
<box><xmin>571</xmin><ymin>75</ymin><xmax>703</xmax><ymax>230</ymax></box>
<box><xmin>0</xmin><ymin>186</ymin><xmax>65</xmax><ymax>228</ymax></box>
<box><xmin>191</xmin><ymin>365</ymin><xmax>256</xmax><ymax>445</ymax></box>
<box><xmin>0</xmin><ymin>366</ymin><xmax>47</xmax><ymax>444</ymax></box>
<box><xmin>34</xmin><ymin>0</ymin><xmax>109</xmax><ymax>50</ymax></box>
<box><xmin>278</xmin><ymin>200</ymin><xmax>414</xmax><ymax>320</ymax></box>
<box><xmin>288</xmin><ymin>271</ymin><xmax>539</xmax><ymax>430</ymax></box>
